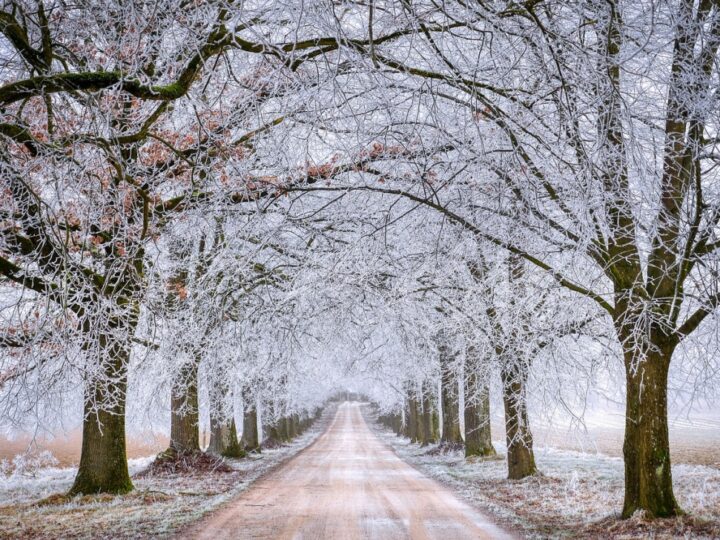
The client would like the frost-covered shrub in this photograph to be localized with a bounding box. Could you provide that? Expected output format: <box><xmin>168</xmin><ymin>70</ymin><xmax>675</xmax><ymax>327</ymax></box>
<box><xmin>6</xmin><ymin>451</ymin><xmax>59</xmax><ymax>478</ymax></box>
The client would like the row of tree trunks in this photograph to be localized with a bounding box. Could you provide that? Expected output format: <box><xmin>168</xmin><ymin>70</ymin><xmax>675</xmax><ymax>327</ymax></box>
<box><xmin>168</xmin><ymin>388</ymin><xmax>320</xmax><ymax>460</ymax></box>
<box><xmin>400</xmin><ymin>383</ymin><xmax>440</xmax><ymax>445</ymax></box>
<box><xmin>378</xmin><ymin>412</ymin><xmax>403</xmax><ymax>435</ymax></box>
<box><xmin>391</xmin><ymin>355</ymin><xmax>537</xmax><ymax>483</ymax></box>
<box><xmin>405</xmin><ymin>392</ymin><xmax>420</xmax><ymax>442</ymax></box>
<box><xmin>262</xmin><ymin>409</ymin><xmax>318</xmax><ymax>445</ymax></box>
<box><xmin>279</xmin><ymin>415</ymin><xmax>295</xmax><ymax>441</ymax></box>
<box><xmin>264</xmin><ymin>420</ymin><xmax>284</xmax><ymax>442</ymax></box>
<box><xmin>163</xmin><ymin>368</ymin><xmax>320</xmax><ymax>460</ymax></box>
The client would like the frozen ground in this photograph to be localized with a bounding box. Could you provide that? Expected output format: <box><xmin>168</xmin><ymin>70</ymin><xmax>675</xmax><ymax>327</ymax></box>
<box><xmin>0</xmin><ymin>409</ymin><xmax>333</xmax><ymax>539</ymax></box>
<box><xmin>373</xmin><ymin>422</ymin><xmax>720</xmax><ymax>539</ymax></box>
<box><xmin>2</xmin><ymin>403</ymin><xmax>718</xmax><ymax>539</ymax></box>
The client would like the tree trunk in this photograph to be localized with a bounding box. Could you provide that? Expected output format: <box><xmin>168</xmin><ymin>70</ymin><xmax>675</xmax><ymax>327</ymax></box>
<box><xmin>406</xmin><ymin>397</ymin><xmax>419</xmax><ymax>442</ymax></box>
<box><xmin>464</xmin><ymin>370</ymin><xmax>495</xmax><ymax>458</ymax></box>
<box><xmin>441</xmin><ymin>365</ymin><xmax>462</xmax><ymax>444</ymax></box>
<box><xmin>501</xmin><ymin>360</ymin><xmax>536</xmax><ymax>479</ymax></box>
<box><xmin>242</xmin><ymin>397</ymin><xmax>260</xmax><ymax>452</ymax></box>
<box><xmin>283</xmin><ymin>416</ymin><xmax>292</xmax><ymax>440</ymax></box>
<box><xmin>266</xmin><ymin>422</ymin><xmax>280</xmax><ymax>442</ymax></box>
<box><xmin>388</xmin><ymin>413</ymin><xmax>400</xmax><ymax>435</ymax></box>
<box><xmin>420</xmin><ymin>383</ymin><xmax>436</xmax><ymax>446</ymax></box>
<box><xmin>209</xmin><ymin>417</ymin><xmax>244</xmax><ymax>458</ymax></box>
<box><xmin>394</xmin><ymin>413</ymin><xmax>403</xmax><ymax>435</ymax></box>
<box><xmin>621</xmin><ymin>341</ymin><xmax>681</xmax><ymax>518</ymax></box>
<box><xmin>300</xmin><ymin>413</ymin><xmax>311</xmax><ymax>434</ymax></box>
<box><xmin>262</xmin><ymin>401</ymin><xmax>280</xmax><ymax>444</ymax></box>
<box><xmin>207</xmin><ymin>379</ymin><xmax>244</xmax><ymax>457</ymax></box>
<box><xmin>70</xmin><ymin>338</ymin><xmax>132</xmax><ymax>495</ymax></box>
<box><xmin>169</xmin><ymin>360</ymin><xmax>200</xmax><ymax>453</ymax></box>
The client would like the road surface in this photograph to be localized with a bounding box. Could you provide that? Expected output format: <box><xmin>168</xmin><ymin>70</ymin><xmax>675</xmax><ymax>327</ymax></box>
<box><xmin>189</xmin><ymin>402</ymin><xmax>512</xmax><ymax>540</ymax></box>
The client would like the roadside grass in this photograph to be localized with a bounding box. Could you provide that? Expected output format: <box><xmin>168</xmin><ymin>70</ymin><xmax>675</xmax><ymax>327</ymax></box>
<box><xmin>374</xmin><ymin>424</ymin><xmax>720</xmax><ymax>539</ymax></box>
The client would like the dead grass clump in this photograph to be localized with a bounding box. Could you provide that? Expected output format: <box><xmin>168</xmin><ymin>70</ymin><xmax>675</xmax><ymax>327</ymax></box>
<box><xmin>36</xmin><ymin>492</ymin><xmax>117</xmax><ymax>507</ymax></box>
<box><xmin>260</xmin><ymin>437</ymin><xmax>287</xmax><ymax>450</ymax></box>
<box><xmin>464</xmin><ymin>453</ymin><xmax>504</xmax><ymax>464</ymax></box>
<box><xmin>130</xmin><ymin>489</ymin><xmax>175</xmax><ymax>504</ymax></box>
<box><xmin>424</xmin><ymin>442</ymin><xmax>465</xmax><ymax>456</ymax></box>
<box><xmin>138</xmin><ymin>448</ymin><xmax>233</xmax><ymax>477</ymax></box>
<box><xmin>35</xmin><ymin>493</ymin><xmax>71</xmax><ymax>506</ymax></box>
<box><xmin>582</xmin><ymin>512</ymin><xmax>720</xmax><ymax>539</ymax></box>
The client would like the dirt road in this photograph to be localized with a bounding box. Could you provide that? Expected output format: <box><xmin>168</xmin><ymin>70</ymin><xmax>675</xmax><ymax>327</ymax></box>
<box><xmin>189</xmin><ymin>402</ymin><xmax>512</xmax><ymax>540</ymax></box>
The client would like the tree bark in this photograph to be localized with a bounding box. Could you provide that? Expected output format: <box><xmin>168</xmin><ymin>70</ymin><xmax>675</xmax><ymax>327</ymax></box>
<box><xmin>69</xmin><ymin>336</ymin><xmax>132</xmax><ymax>495</ymax></box>
<box><xmin>420</xmin><ymin>382</ymin><xmax>436</xmax><ymax>446</ymax></box>
<box><xmin>169</xmin><ymin>360</ymin><xmax>200</xmax><ymax>453</ymax></box>
<box><xmin>208</xmin><ymin>417</ymin><xmax>243</xmax><ymax>457</ymax></box>
<box><xmin>440</xmin><ymin>363</ymin><xmax>462</xmax><ymax>444</ymax></box>
<box><xmin>464</xmin><ymin>370</ymin><xmax>495</xmax><ymax>458</ymax></box>
<box><xmin>265</xmin><ymin>422</ymin><xmax>281</xmax><ymax>442</ymax></box>
<box><xmin>620</xmin><ymin>335</ymin><xmax>681</xmax><ymax>517</ymax></box>
<box><xmin>241</xmin><ymin>396</ymin><xmax>260</xmax><ymax>452</ymax></box>
<box><xmin>207</xmin><ymin>378</ymin><xmax>243</xmax><ymax>457</ymax></box>
<box><xmin>406</xmin><ymin>396</ymin><xmax>419</xmax><ymax>442</ymax></box>
<box><xmin>394</xmin><ymin>413</ymin><xmax>403</xmax><ymax>435</ymax></box>
<box><xmin>283</xmin><ymin>416</ymin><xmax>292</xmax><ymax>440</ymax></box>
<box><xmin>501</xmin><ymin>360</ymin><xmax>536</xmax><ymax>479</ymax></box>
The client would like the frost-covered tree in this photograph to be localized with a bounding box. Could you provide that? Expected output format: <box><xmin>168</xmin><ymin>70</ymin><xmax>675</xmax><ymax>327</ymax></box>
<box><xmin>0</xmin><ymin>0</ymin><xmax>335</xmax><ymax>494</ymax></box>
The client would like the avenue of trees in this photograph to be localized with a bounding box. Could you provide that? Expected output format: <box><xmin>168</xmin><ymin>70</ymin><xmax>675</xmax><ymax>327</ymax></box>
<box><xmin>1</xmin><ymin>0</ymin><xmax>719</xmax><ymax>523</ymax></box>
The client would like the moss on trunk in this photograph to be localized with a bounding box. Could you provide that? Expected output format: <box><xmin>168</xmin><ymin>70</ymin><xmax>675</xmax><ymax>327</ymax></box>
<box><xmin>209</xmin><ymin>417</ymin><xmax>245</xmax><ymax>458</ymax></box>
